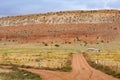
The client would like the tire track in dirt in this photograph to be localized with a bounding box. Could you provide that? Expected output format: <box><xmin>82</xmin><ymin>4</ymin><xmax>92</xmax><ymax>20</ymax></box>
<box><xmin>79</xmin><ymin>54</ymin><xmax>100</xmax><ymax>80</ymax></box>
<box><xmin>78</xmin><ymin>54</ymin><xmax>119</xmax><ymax>80</ymax></box>
<box><xmin>20</xmin><ymin>54</ymin><xmax>120</xmax><ymax>80</ymax></box>
<box><xmin>69</xmin><ymin>54</ymin><xmax>89</xmax><ymax>80</ymax></box>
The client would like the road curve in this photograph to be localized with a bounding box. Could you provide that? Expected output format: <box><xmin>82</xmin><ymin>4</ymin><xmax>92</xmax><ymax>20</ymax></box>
<box><xmin>21</xmin><ymin>54</ymin><xmax>119</xmax><ymax>80</ymax></box>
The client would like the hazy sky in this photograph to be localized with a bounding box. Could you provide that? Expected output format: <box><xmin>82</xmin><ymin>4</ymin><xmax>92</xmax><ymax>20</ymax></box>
<box><xmin>0</xmin><ymin>0</ymin><xmax>120</xmax><ymax>17</ymax></box>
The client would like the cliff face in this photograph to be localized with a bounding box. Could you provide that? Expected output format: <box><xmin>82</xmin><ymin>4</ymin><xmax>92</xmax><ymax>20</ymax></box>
<box><xmin>0</xmin><ymin>10</ymin><xmax>120</xmax><ymax>44</ymax></box>
<box><xmin>0</xmin><ymin>10</ymin><xmax>120</xmax><ymax>27</ymax></box>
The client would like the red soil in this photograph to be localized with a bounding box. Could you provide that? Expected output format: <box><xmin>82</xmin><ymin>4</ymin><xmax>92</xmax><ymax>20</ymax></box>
<box><xmin>21</xmin><ymin>54</ymin><xmax>119</xmax><ymax>80</ymax></box>
<box><xmin>0</xmin><ymin>23</ymin><xmax>119</xmax><ymax>44</ymax></box>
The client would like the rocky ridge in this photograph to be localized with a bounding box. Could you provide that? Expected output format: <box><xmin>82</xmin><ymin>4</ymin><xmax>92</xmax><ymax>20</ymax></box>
<box><xmin>0</xmin><ymin>10</ymin><xmax>120</xmax><ymax>27</ymax></box>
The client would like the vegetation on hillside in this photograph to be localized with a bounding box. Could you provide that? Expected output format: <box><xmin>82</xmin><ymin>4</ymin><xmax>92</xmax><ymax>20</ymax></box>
<box><xmin>0</xmin><ymin>10</ymin><xmax>119</xmax><ymax>26</ymax></box>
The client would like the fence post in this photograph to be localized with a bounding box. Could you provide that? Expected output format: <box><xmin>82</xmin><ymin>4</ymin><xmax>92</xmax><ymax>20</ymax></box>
<box><xmin>116</xmin><ymin>62</ymin><xmax>118</xmax><ymax>73</ymax></box>
<box><xmin>103</xmin><ymin>60</ymin><xmax>105</xmax><ymax>71</ymax></box>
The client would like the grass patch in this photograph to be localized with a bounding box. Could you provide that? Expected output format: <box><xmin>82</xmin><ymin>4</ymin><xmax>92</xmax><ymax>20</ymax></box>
<box><xmin>0</xmin><ymin>66</ymin><xmax>41</xmax><ymax>80</ymax></box>
<box><xmin>0</xmin><ymin>52</ymin><xmax>73</xmax><ymax>72</ymax></box>
<box><xmin>83</xmin><ymin>53</ymin><xmax>120</xmax><ymax>78</ymax></box>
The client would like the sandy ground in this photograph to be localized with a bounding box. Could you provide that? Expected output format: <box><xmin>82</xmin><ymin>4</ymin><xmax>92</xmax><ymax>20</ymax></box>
<box><xmin>20</xmin><ymin>54</ymin><xmax>119</xmax><ymax>80</ymax></box>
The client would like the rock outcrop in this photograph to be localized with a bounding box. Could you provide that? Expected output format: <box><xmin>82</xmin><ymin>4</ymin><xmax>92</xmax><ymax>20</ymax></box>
<box><xmin>0</xmin><ymin>10</ymin><xmax>120</xmax><ymax>27</ymax></box>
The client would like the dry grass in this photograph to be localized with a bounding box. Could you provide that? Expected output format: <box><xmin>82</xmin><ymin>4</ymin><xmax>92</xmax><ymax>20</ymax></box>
<box><xmin>0</xmin><ymin>68</ymin><xmax>13</xmax><ymax>73</ymax></box>
<box><xmin>0</xmin><ymin>67</ymin><xmax>41</xmax><ymax>80</ymax></box>
<box><xmin>84</xmin><ymin>52</ymin><xmax>120</xmax><ymax>78</ymax></box>
<box><xmin>0</xmin><ymin>41</ymin><xmax>119</xmax><ymax>71</ymax></box>
<box><xmin>0</xmin><ymin>42</ymin><xmax>73</xmax><ymax>71</ymax></box>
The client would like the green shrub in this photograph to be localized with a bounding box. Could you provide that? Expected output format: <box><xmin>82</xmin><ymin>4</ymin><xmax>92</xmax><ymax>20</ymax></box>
<box><xmin>44</xmin><ymin>43</ymin><xmax>48</xmax><ymax>46</ymax></box>
<box><xmin>0</xmin><ymin>67</ymin><xmax>41</xmax><ymax>80</ymax></box>
<box><xmin>55</xmin><ymin>44</ymin><xmax>60</xmax><ymax>47</ymax></box>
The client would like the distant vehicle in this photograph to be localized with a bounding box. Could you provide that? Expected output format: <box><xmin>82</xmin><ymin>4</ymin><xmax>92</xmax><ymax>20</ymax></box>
<box><xmin>87</xmin><ymin>48</ymin><xmax>100</xmax><ymax>52</ymax></box>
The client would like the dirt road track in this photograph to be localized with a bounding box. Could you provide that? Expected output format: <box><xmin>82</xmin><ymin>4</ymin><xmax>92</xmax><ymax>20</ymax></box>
<box><xmin>21</xmin><ymin>54</ymin><xmax>119</xmax><ymax>80</ymax></box>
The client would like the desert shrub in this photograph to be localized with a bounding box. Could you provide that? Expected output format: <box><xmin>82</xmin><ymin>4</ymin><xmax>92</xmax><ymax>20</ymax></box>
<box><xmin>35</xmin><ymin>59</ymin><xmax>40</xmax><ymax>62</ymax></box>
<box><xmin>0</xmin><ymin>67</ymin><xmax>41</xmax><ymax>80</ymax></box>
<box><xmin>101</xmin><ymin>40</ymin><xmax>104</xmax><ymax>43</ymax></box>
<box><xmin>84</xmin><ymin>41</ymin><xmax>87</xmax><ymax>46</ymax></box>
<box><xmin>42</xmin><ymin>42</ymin><xmax>48</xmax><ymax>46</ymax></box>
<box><xmin>12</xmin><ymin>40</ymin><xmax>16</xmax><ymax>42</ymax></box>
<box><xmin>55</xmin><ymin>44</ymin><xmax>60</xmax><ymax>47</ymax></box>
<box><xmin>85</xmin><ymin>35</ymin><xmax>88</xmax><ymax>37</ymax></box>
<box><xmin>76</xmin><ymin>37</ymin><xmax>80</xmax><ymax>41</ymax></box>
<box><xmin>96</xmin><ymin>36</ymin><xmax>99</xmax><ymax>39</ymax></box>
<box><xmin>113</xmin><ymin>27</ymin><xmax>117</xmax><ymax>30</ymax></box>
<box><xmin>44</xmin><ymin>43</ymin><xmax>48</xmax><ymax>46</ymax></box>
<box><xmin>96</xmin><ymin>42</ymin><xmax>99</xmax><ymax>44</ymax></box>
<box><xmin>65</xmin><ymin>42</ymin><xmax>67</xmax><ymax>44</ymax></box>
<box><xmin>68</xmin><ymin>42</ymin><xmax>71</xmax><ymax>44</ymax></box>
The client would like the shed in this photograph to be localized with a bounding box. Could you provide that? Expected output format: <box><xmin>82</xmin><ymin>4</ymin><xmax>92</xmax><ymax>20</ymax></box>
<box><xmin>87</xmin><ymin>48</ymin><xmax>100</xmax><ymax>52</ymax></box>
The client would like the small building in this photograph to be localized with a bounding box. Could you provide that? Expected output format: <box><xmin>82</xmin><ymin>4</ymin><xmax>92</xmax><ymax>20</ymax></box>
<box><xmin>87</xmin><ymin>48</ymin><xmax>100</xmax><ymax>52</ymax></box>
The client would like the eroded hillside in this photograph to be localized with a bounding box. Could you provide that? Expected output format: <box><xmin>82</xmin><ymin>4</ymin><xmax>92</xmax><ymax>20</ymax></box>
<box><xmin>0</xmin><ymin>10</ymin><xmax>120</xmax><ymax>44</ymax></box>
<box><xmin>0</xmin><ymin>10</ymin><xmax>120</xmax><ymax>26</ymax></box>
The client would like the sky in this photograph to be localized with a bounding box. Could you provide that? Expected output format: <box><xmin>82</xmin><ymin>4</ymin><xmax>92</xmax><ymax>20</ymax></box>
<box><xmin>0</xmin><ymin>0</ymin><xmax>120</xmax><ymax>17</ymax></box>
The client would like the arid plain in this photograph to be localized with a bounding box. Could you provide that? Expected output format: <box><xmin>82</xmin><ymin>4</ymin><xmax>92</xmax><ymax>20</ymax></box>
<box><xmin>0</xmin><ymin>10</ymin><xmax>120</xmax><ymax>80</ymax></box>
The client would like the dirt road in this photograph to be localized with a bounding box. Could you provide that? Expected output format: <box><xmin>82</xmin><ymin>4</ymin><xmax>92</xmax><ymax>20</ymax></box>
<box><xmin>21</xmin><ymin>54</ymin><xmax>119</xmax><ymax>80</ymax></box>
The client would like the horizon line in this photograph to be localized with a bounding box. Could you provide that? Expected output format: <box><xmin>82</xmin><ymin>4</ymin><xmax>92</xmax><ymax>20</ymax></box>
<box><xmin>0</xmin><ymin>9</ymin><xmax>120</xmax><ymax>18</ymax></box>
